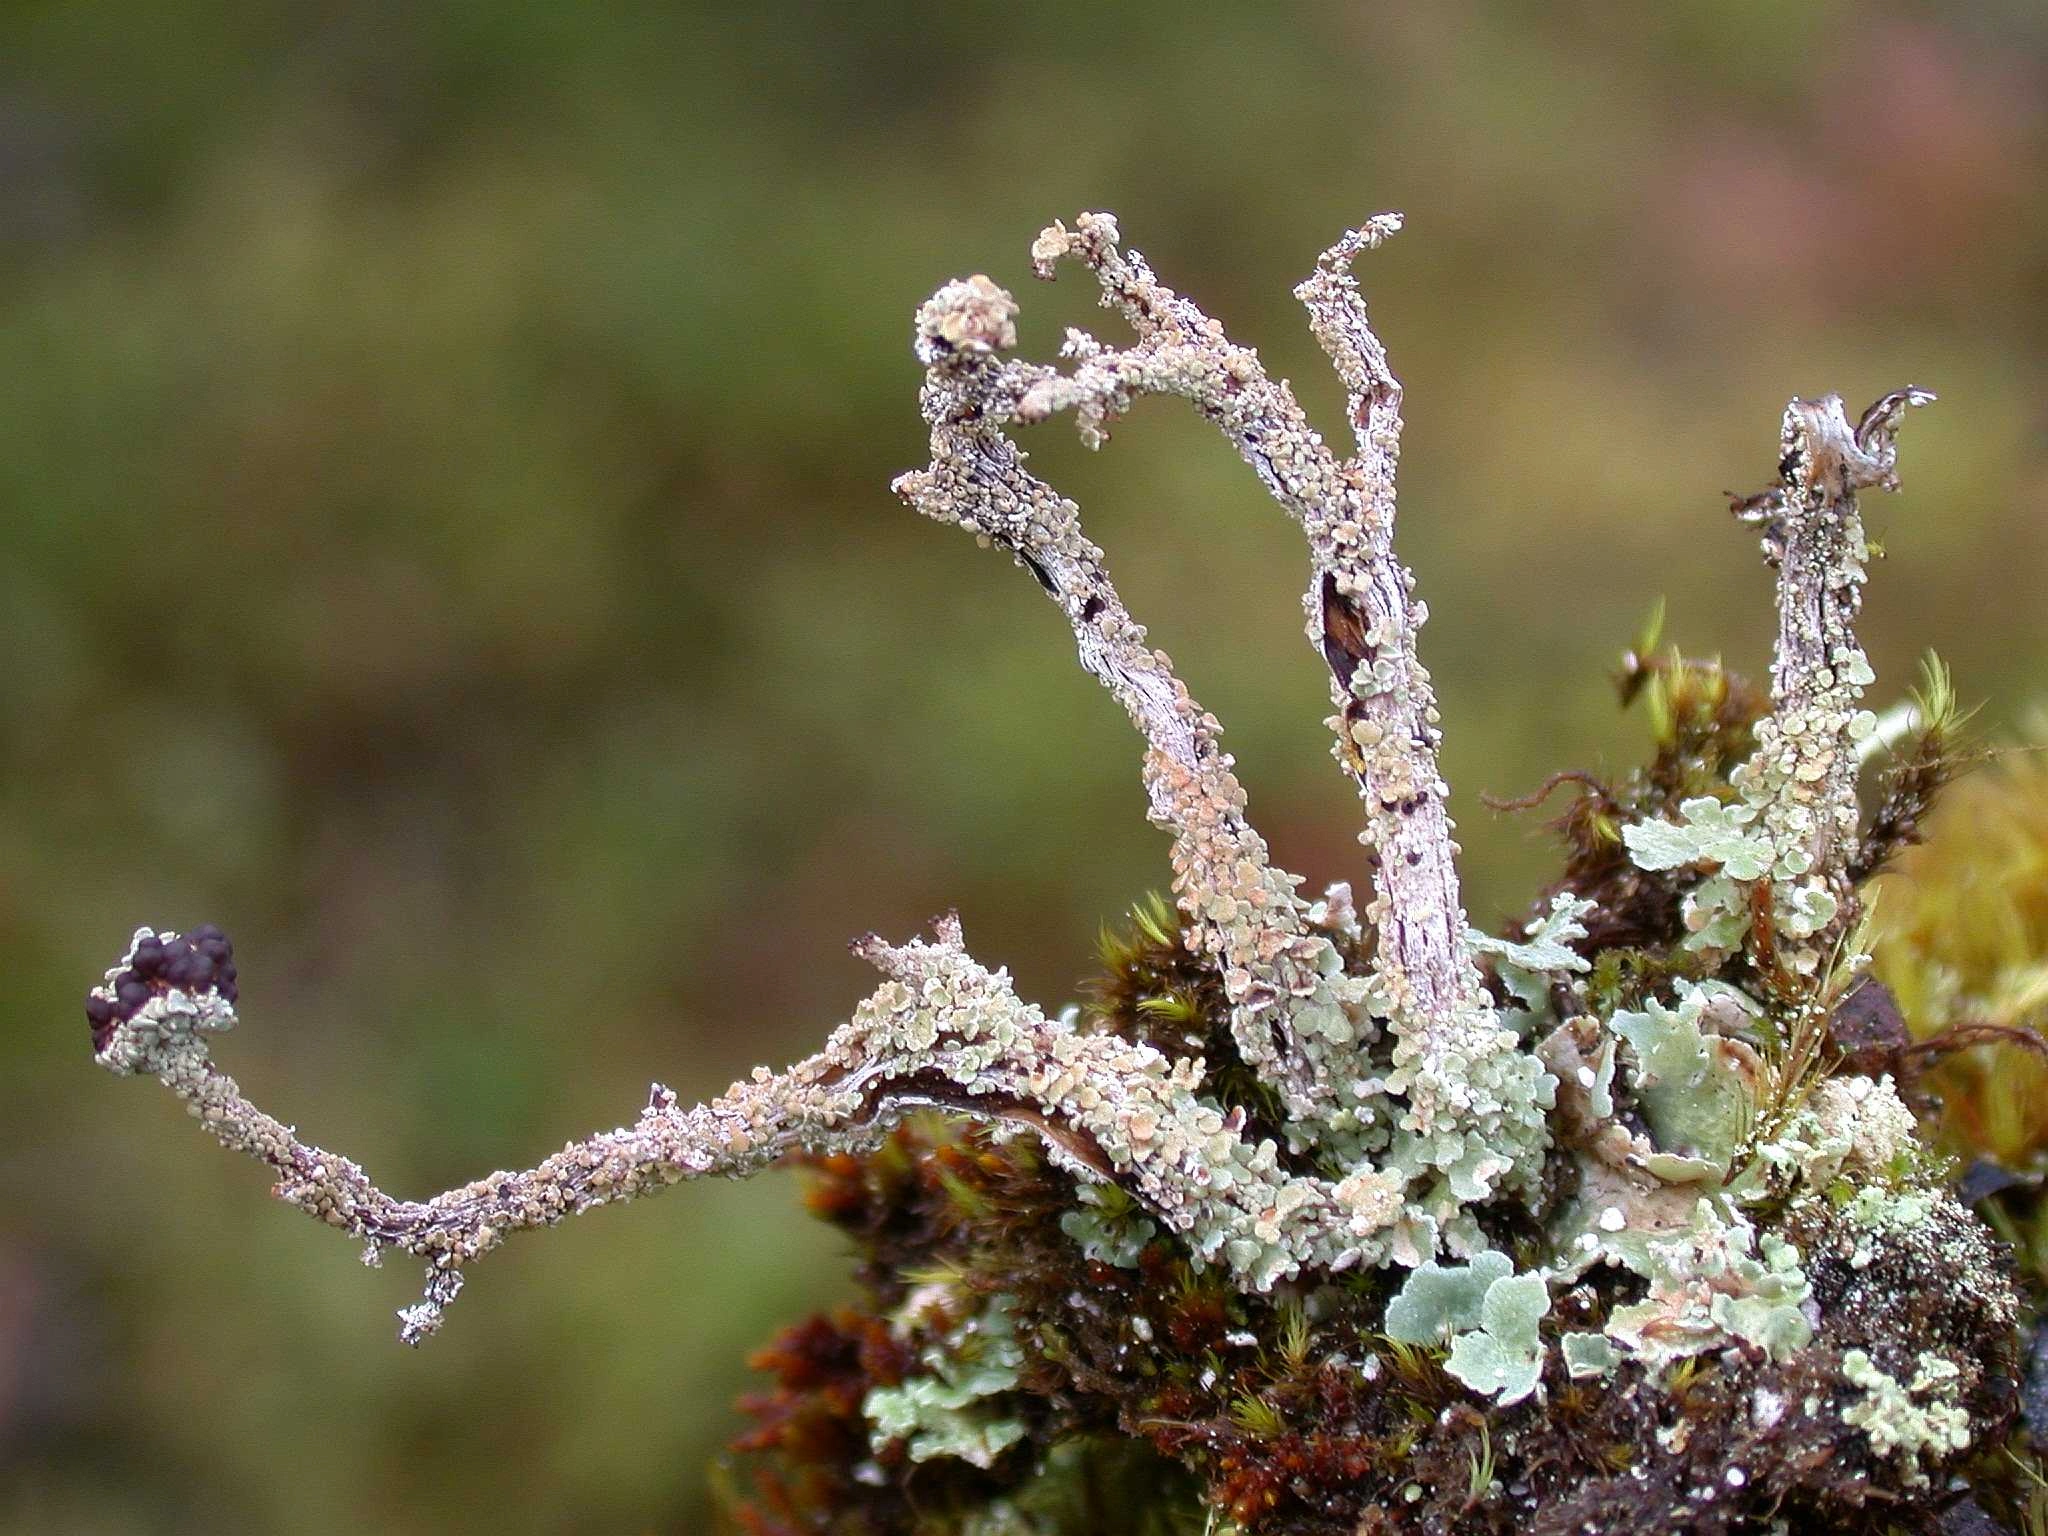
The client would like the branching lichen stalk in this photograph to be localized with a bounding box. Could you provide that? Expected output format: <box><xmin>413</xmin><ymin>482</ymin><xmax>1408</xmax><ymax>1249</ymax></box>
<box><xmin>891</xmin><ymin>272</ymin><xmax>1362</xmax><ymax>1144</ymax></box>
<box><xmin>1019</xmin><ymin>218</ymin><xmax>1498</xmax><ymax>1107</ymax></box>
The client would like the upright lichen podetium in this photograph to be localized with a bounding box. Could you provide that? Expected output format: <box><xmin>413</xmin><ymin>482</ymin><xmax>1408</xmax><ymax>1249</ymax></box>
<box><xmin>1737</xmin><ymin>389</ymin><xmax>1934</xmax><ymax>978</ymax></box>
<box><xmin>1627</xmin><ymin>389</ymin><xmax>1936</xmax><ymax>990</ymax></box>
<box><xmin>80</xmin><ymin>212</ymin><xmax>2032</xmax><ymax>1534</ymax></box>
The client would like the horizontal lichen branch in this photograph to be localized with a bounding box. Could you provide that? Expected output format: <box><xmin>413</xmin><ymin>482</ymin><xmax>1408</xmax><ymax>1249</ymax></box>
<box><xmin>88</xmin><ymin>921</ymin><xmax>1416</xmax><ymax>1344</ymax></box>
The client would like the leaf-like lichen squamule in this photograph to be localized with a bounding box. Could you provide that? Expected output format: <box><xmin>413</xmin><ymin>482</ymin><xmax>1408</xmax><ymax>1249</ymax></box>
<box><xmin>81</xmin><ymin>213</ymin><xmax>2034</xmax><ymax>1534</ymax></box>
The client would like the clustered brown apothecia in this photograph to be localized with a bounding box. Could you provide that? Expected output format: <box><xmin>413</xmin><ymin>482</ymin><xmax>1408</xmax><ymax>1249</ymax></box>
<box><xmin>84</xmin><ymin>923</ymin><xmax>237</xmax><ymax>1053</ymax></box>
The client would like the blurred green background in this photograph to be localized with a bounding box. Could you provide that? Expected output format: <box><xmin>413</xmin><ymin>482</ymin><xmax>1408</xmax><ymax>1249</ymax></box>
<box><xmin>0</xmin><ymin>3</ymin><xmax>2042</xmax><ymax>1530</ymax></box>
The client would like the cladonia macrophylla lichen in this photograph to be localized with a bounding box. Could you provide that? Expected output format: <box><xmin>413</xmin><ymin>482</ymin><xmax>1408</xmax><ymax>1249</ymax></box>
<box><xmin>81</xmin><ymin>213</ymin><xmax>2040</xmax><ymax>1535</ymax></box>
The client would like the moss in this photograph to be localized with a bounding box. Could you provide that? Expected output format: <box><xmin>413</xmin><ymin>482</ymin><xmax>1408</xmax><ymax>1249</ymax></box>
<box><xmin>1080</xmin><ymin>897</ymin><xmax>1307</xmax><ymax>1162</ymax></box>
<box><xmin>1872</xmin><ymin>746</ymin><xmax>2048</xmax><ymax>1169</ymax></box>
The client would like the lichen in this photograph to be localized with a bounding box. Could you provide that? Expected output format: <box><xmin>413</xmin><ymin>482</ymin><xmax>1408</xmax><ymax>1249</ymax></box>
<box><xmin>1840</xmin><ymin>1348</ymin><xmax>1971</xmax><ymax>1483</ymax></box>
<box><xmin>1384</xmin><ymin>1251</ymin><xmax>1516</xmax><ymax>1345</ymax></box>
<box><xmin>864</xmin><ymin>1294</ymin><xmax>1029</xmax><ymax>1469</ymax></box>
<box><xmin>1442</xmin><ymin>1269</ymin><xmax>1550</xmax><ymax>1405</ymax></box>
<box><xmin>1624</xmin><ymin>795</ymin><xmax>1776</xmax><ymax>883</ymax></box>
<box><xmin>1607</xmin><ymin>982</ymin><xmax>1756</xmax><ymax>1180</ymax></box>
<box><xmin>1467</xmin><ymin>892</ymin><xmax>1595</xmax><ymax>1018</ymax></box>
<box><xmin>1560</xmin><ymin>1331</ymin><xmax>1618</xmax><ymax>1380</ymax></box>
<box><xmin>1058</xmin><ymin>1183</ymin><xmax>1158</xmax><ymax>1268</ymax></box>
<box><xmin>76</xmin><ymin>212</ymin><xmax>2035</xmax><ymax>1536</ymax></box>
<box><xmin>1604</xmin><ymin>1202</ymin><xmax>1813</xmax><ymax>1371</ymax></box>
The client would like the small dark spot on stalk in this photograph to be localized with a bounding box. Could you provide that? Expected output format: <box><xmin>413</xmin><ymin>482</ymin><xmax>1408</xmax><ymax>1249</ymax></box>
<box><xmin>1319</xmin><ymin>572</ymin><xmax>1374</xmax><ymax>691</ymax></box>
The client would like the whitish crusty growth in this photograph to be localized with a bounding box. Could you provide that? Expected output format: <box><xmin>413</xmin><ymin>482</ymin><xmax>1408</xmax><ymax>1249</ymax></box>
<box><xmin>83</xmin><ymin>214</ymin><xmax>1950</xmax><ymax>1381</ymax></box>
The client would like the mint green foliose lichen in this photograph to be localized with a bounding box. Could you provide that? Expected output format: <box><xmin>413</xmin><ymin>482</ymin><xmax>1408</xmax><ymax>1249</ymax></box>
<box><xmin>1468</xmin><ymin>893</ymin><xmax>1594</xmax><ymax>1019</ymax></box>
<box><xmin>864</xmin><ymin>1295</ymin><xmax>1029</xmax><ymax>1469</ymax></box>
<box><xmin>1443</xmin><ymin>1269</ymin><xmax>1551</xmax><ymax>1404</ymax></box>
<box><xmin>1608</xmin><ymin>983</ymin><xmax>1755</xmax><ymax>1179</ymax></box>
<box><xmin>1623</xmin><ymin>796</ymin><xmax>1775</xmax><ymax>881</ymax></box>
<box><xmin>1560</xmin><ymin>1331</ymin><xmax>1618</xmax><ymax>1380</ymax></box>
<box><xmin>1384</xmin><ymin>1251</ymin><xmax>1515</xmax><ymax>1344</ymax></box>
<box><xmin>1059</xmin><ymin>1182</ymin><xmax>1159</xmax><ymax>1268</ymax></box>
<box><xmin>1604</xmin><ymin>1203</ymin><xmax>1812</xmax><ymax>1369</ymax></box>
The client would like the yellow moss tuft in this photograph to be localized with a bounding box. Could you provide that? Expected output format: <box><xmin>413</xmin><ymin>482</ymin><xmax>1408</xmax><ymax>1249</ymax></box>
<box><xmin>1873</xmin><ymin>744</ymin><xmax>2048</xmax><ymax>1165</ymax></box>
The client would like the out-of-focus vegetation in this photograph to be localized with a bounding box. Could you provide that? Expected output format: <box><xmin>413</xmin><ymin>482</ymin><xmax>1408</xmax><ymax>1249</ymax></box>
<box><xmin>0</xmin><ymin>4</ymin><xmax>2041</xmax><ymax>1531</ymax></box>
<box><xmin>1877</xmin><ymin>745</ymin><xmax>2048</xmax><ymax>1171</ymax></box>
